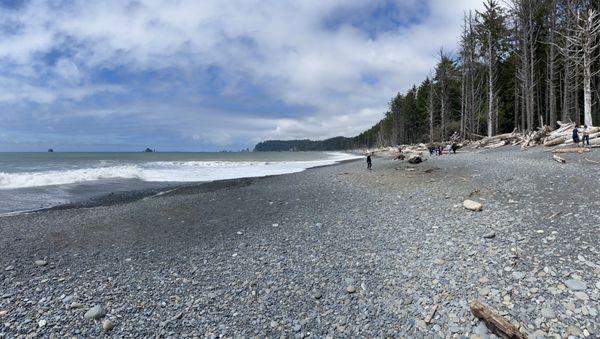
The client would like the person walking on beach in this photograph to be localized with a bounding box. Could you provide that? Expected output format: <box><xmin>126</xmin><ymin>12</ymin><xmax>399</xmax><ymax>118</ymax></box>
<box><xmin>573</xmin><ymin>127</ymin><xmax>580</xmax><ymax>147</ymax></box>
<box><xmin>451</xmin><ymin>142</ymin><xmax>459</xmax><ymax>154</ymax></box>
<box><xmin>582</xmin><ymin>125</ymin><xmax>590</xmax><ymax>146</ymax></box>
<box><xmin>366</xmin><ymin>154</ymin><xmax>372</xmax><ymax>170</ymax></box>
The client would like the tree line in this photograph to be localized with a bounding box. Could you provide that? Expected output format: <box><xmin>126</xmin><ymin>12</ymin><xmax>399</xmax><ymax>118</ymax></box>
<box><xmin>253</xmin><ymin>137</ymin><xmax>356</xmax><ymax>151</ymax></box>
<box><xmin>367</xmin><ymin>0</ymin><xmax>600</xmax><ymax>147</ymax></box>
<box><xmin>255</xmin><ymin>0</ymin><xmax>600</xmax><ymax>151</ymax></box>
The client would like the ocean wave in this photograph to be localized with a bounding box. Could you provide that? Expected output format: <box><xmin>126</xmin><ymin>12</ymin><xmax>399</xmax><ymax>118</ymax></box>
<box><xmin>0</xmin><ymin>152</ymin><xmax>361</xmax><ymax>189</ymax></box>
<box><xmin>0</xmin><ymin>165</ymin><xmax>143</xmax><ymax>189</ymax></box>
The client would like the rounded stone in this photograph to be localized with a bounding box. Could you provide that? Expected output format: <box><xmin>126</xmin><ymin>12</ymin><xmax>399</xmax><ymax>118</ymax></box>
<box><xmin>102</xmin><ymin>319</ymin><xmax>114</xmax><ymax>331</ymax></box>
<box><xmin>540</xmin><ymin>307</ymin><xmax>555</xmax><ymax>319</ymax></box>
<box><xmin>84</xmin><ymin>305</ymin><xmax>106</xmax><ymax>320</ymax></box>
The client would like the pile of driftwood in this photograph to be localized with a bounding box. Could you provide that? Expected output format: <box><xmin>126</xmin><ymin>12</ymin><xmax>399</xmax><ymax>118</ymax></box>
<box><xmin>473</xmin><ymin>126</ymin><xmax>550</xmax><ymax>149</ymax></box>
<box><xmin>391</xmin><ymin>122</ymin><xmax>597</xmax><ymax>165</ymax></box>
<box><xmin>473</xmin><ymin>122</ymin><xmax>599</xmax><ymax>150</ymax></box>
<box><xmin>542</xmin><ymin>123</ymin><xmax>600</xmax><ymax>147</ymax></box>
<box><xmin>395</xmin><ymin>144</ymin><xmax>429</xmax><ymax>164</ymax></box>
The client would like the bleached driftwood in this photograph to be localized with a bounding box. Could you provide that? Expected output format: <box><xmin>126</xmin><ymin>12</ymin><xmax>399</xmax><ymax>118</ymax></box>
<box><xmin>424</xmin><ymin>304</ymin><xmax>438</xmax><ymax>324</ymax></box>
<box><xmin>544</xmin><ymin>137</ymin><xmax>565</xmax><ymax>146</ymax></box>
<box><xmin>470</xmin><ymin>300</ymin><xmax>528</xmax><ymax>339</ymax></box>
<box><xmin>553</xmin><ymin>154</ymin><xmax>566</xmax><ymax>163</ymax></box>
<box><xmin>552</xmin><ymin>147</ymin><xmax>591</xmax><ymax>154</ymax></box>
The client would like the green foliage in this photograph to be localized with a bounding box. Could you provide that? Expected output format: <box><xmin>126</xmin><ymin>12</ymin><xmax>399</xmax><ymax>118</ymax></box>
<box><xmin>255</xmin><ymin>0</ymin><xmax>600</xmax><ymax>151</ymax></box>
<box><xmin>253</xmin><ymin>137</ymin><xmax>356</xmax><ymax>151</ymax></box>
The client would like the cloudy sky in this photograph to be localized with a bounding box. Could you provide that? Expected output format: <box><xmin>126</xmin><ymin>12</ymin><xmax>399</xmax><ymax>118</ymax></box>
<box><xmin>0</xmin><ymin>0</ymin><xmax>484</xmax><ymax>151</ymax></box>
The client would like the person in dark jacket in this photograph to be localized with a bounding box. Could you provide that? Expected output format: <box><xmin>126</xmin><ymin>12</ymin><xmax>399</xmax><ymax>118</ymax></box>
<box><xmin>366</xmin><ymin>154</ymin><xmax>372</xmax><ymax>170</ymax></box>
<box><xmin>573</xmin><ymin>127</ymin><xmax>580</xmax><ymax>146</ymax></box>
<box><xmin>451</xmin><ymin>143</ymin><xmax>459</xmax><ymax>154</ymax></box>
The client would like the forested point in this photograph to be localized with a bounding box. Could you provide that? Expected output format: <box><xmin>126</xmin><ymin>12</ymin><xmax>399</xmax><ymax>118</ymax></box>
<box><xmin>253</xmin><ymin>138</ymin><xmax>356</xmax><ymax>152</ymax></box>
<box><xmin>255</xmin><ymin>0</ymin><xmax>600</xmax><ymax>152</ymax></box>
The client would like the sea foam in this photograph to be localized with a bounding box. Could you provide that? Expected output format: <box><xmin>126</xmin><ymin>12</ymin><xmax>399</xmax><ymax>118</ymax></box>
<box><xmin>0</xmin><ymin>152</ymin><xmax>361</xmax><ymax>189</ymax></box>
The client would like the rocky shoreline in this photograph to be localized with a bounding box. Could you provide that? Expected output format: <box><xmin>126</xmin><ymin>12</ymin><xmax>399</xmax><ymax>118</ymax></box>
<box><xmin>0</xmin><ymin>147</ymin><xmax>598</xmax><ymax>338</ymax></box>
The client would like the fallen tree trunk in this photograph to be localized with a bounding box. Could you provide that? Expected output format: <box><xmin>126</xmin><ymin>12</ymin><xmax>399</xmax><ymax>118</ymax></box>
<box><xmin>544</xmin><ymin>137</ymin><xmax>565</xmax><ymax>147</ymax></box>
<box><xmin>483</xmin><ymin>132</ymin><xmax>514</xmax><ymax>142</ymax></box>
<box><xmin>484</xmin><ymin>140</ymin><xmax>508</xmax><ymax>149</ymax></box>
<box><xmin>470</xmin><ymin>300</ymin><xmax>528</xmax><ymax>339</ymax></box>
<box><xmin>553</xmin><ymin>155</ymin><xmax>566</xmax><ymax>163</ymax></box>
<box><xmin>476</xmin><ymin>133</ymin><xmax>516</xmax><ymax>148</ymax></box>
<box><xmin>552</xmin><ymin>148</ymin><xmax>591</xmax><ymax>154</ymax></box>
<box><xmin>469</xmin><ymin>133</ymin><xmax>486</xmax><ymax>139</ymax></box>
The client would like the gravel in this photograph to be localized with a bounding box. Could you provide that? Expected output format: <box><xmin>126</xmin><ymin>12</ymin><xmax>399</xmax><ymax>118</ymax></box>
<box><xmin>0</xmin><ymin>146</ymin><xmax>598</xmax><ymax>338</ymax></box>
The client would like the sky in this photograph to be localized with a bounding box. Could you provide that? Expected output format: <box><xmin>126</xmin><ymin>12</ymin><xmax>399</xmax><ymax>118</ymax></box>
<box><xmin>0</xmin><ymin>0</ymin><xmax>485</xmax><ymax>151</ymax></box>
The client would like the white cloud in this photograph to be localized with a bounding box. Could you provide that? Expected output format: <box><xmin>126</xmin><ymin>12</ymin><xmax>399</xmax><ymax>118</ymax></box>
<box><xmin>0</xmin><ymin>0</ymin><xmax>486</xmax><ymax>148</ymax></box>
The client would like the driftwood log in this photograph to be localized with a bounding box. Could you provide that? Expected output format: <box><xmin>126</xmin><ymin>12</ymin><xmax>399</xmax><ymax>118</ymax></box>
<box><xmin>469</xmin><ymin>300</ymin><xmax>528</xmax><ymax>339</ymax></box>
<box><xmin>553</xmin><ymin>154</ymin><xmax>566</xmax><ymax>163</ymax></box>
<box><xmin>422</xmin><ymin>122</ymin><xmax>598</xmax><ymax>151</ymax></box>
<box><xmin>543</xmin><ymin>137</ymin><xmax>565</xmax><ymax>147</ymax></box>
<box><xmin>552</xmin><ymin>148</ymin><xmax>591</xmax><ymax>154</ymax></box>
<box><xmin>424</xmin><ymin>304</ymin><xmax>438</xmax><ymax>324</ymax></box>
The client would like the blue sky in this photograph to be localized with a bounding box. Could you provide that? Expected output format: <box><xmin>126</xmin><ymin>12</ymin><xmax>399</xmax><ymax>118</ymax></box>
<box><xmin>0</xmin><ymin>0</ymin><xmax>484</xmax><ymax>151</ymax></box>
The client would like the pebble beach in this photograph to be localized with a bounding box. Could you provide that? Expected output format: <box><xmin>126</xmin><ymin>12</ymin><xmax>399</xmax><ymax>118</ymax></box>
<box><xmin>0</xmin><ymin>147</ymin><xmax>599</xmax><ymax>338</ymax></box>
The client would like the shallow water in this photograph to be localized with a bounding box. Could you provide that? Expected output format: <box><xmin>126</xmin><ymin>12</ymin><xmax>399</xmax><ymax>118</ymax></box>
<box><xmin>0</xmin><ymin>151</ymin><xmax>361</xmax><ymax>213</ymax></box>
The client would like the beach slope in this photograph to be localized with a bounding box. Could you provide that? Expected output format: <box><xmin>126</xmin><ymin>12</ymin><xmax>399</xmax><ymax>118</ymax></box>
<box><xmin>0</xmin><ymin>147</ymin><xmax>598</xmax><ymax>338</ymax></box>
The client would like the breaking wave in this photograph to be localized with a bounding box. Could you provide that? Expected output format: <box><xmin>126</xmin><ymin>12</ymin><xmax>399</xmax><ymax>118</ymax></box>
<box><xmin>0</xmin><ymin>152</ymin><xmax>360</xmax><ymax>189</ymax></box>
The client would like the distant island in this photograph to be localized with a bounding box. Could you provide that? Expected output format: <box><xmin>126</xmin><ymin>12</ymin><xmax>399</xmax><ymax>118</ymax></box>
<box><xmin>144</xmin><ymin>148</ymin><xmax>155</xmax><ymax>153</ymax></box>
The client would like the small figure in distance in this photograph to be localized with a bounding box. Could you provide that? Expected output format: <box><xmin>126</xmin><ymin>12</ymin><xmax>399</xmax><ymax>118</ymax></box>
<box><xmin>428</xmin><ymin>144</ymin><xmax>435</xmax><ymax>156</ymax></box>
<box><xmin>572</xmin><ymin>126</ymin><xmax>580</xmax><ymax>147</ymax></box>
<box><xmin>451</xmin><ymin>142</ymin><xmax>459</xmax><ymax>154</ymax></box>
<box><xmin>582</xmin><ymin>125</ymin><xmax>590</xmax><ymax>146</ymax></box>
<box><xmin>437</xmin><ymin>145</ymin><xmax>443</xmax><ymax>156</ymax></box>
<box><xmin>366</xmin><ymin>154</ymin><xmax>372</xmax><ymax>170</ymax></box>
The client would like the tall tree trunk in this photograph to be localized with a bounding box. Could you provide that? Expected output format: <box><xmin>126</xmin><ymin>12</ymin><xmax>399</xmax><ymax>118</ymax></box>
<box><xmin>527</xmin><ymin>9</ymin><xmax>536</xmax><ymax>132</ymax></box>
<box><xmin>429</xmin><ymin>80</ymin><xmax>435</xmax><ymax>143</ymax></box>
<box><xmin>584</xmin><ymin>51</ymin><xmax>593</xmax><ymax>126</ymax></box>
<box><xmin>514</xmin><ymin>66</ymin><xmax>520</xmax><ymax>131</ymax></box>
<box><xmin>461</xmin><ymin>69</ymin><xmax>466</xmax><ymax>137</ymax></box>
<box><xmin>487</xmin><ymin>30</ymin><xmax>494</xmax><ymax>137</ymax></box>
<box><xmin>561</xmin><ymin>2</ymin><xmax>574</xmax><ymax>123</ymax></box>
<box><xmin>548</xmin><ymin>0</ymin><xmax>557</xmax><ymax>128</ymax></box>
<box><xmin>440</xmin><ymin>97</ymin><xmax>446</xmax><ymax>141</ymax></box>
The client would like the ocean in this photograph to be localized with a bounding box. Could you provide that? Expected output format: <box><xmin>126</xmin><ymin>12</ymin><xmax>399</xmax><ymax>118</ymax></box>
<box><xmin>0</xmin><ymin>151</ymin><xmax>361</xmax><ymax>214</ymax></box>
